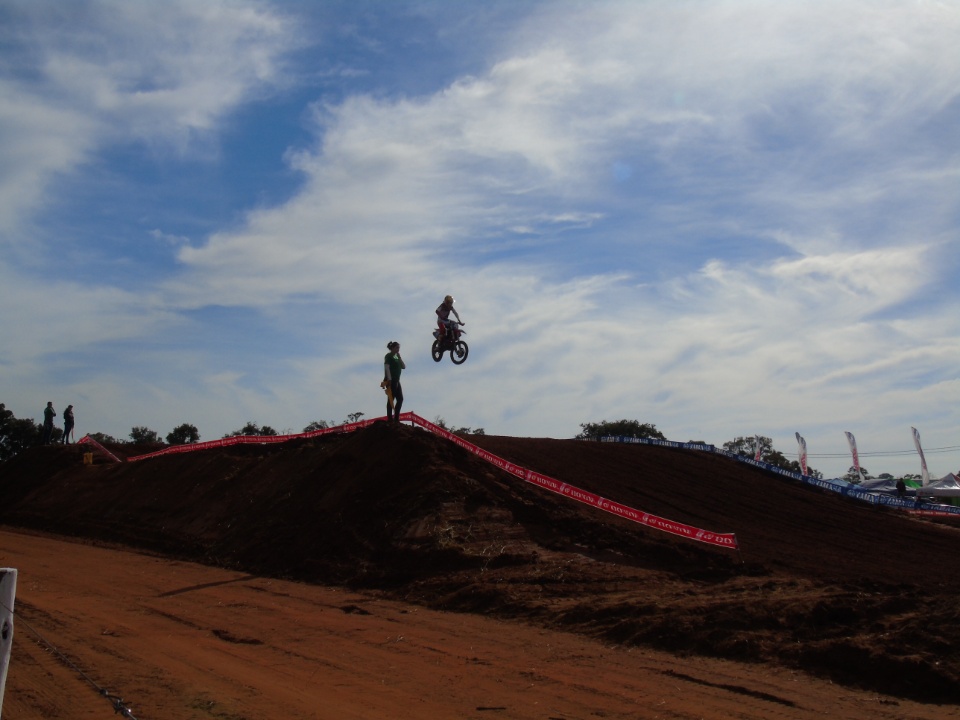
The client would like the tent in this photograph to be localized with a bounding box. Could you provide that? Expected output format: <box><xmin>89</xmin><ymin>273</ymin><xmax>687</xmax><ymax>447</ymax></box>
<box><xmin>858</xmin><ymin>477</ymin><xmax>921</xmax><ymax>496</ymax></box>
<box><xmin>918</xmin><ymin>473</ymin><xmax>960</xmax><ymax>498</ymax></box>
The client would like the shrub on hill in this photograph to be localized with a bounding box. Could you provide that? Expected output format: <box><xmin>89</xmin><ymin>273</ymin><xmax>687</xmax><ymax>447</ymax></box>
<box><xmin>130</xmin><ymin>426</ymin><xmax>160</xmax><ymax>444</ymax></box>
<box><xmin>167</xmin><ymin>423</ymin><xmax>200</xmax><ymax>445</ymax></box>
<box><xmin>576</xmin><ymin>420</ymin><xmax>666</xmax><ymax>441</ymax></box>
<box><xmin>723</xmin><ymin>435</ymin><xmax>822</xmax><ymax>478</ymax></box>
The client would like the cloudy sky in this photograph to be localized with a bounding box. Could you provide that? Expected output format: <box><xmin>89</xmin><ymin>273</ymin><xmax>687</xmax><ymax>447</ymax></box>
<box><xmin>2</xmin><ymin>0</ymin><xmax>958</xmax><ymax>478</ymax></box>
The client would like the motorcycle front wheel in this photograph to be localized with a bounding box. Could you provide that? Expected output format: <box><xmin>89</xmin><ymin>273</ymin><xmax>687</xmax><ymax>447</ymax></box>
<box><xmin>450</xmin><ymin>340</ymin><xmax>469</xmax><ymax>365</ymax></box>
<box><xmin>431</xmin><ymin>340</ymin><xmax>443</xmax><ymax>362</ymax></box>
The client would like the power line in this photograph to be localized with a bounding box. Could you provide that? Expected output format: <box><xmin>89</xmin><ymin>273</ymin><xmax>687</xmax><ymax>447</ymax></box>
<box><xmin>809</xmin><ymin>445</ymin><xmax>960</xmax><ymax>459</ymax></box>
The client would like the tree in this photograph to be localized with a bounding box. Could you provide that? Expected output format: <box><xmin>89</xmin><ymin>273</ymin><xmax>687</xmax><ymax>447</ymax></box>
<box><xmin>303</xmin><ymin>420</ymin><xmax>330</xmax><ymax>432</ymax></box>
<box><xmin>576</xmin><ymin>420</ymin><xmax>666</xmax><ymax>441</ymax></box>
<box><xmin>723</xmin><ymin>435</ymin><xmax>822</xmax><ymax>479</ymax></box>
<box><xmin>86</xmin><ymin>432</ymin><xmax>119</xmax><ymax>444</ymax></box>
<box><xmin>0</xmin><ymin>403</ymin><xmax>40</xmax><ymax>461</ymax></box>
<box><xmin>167</xmin><ymin>423</ymin><xmax>200</xmax><ymax>445</ymax></box>
<box><xmin>224</xmin><ymin>422</ymin><xmax>277</xmax><ymax>438</ymax></box>
<box><xmin>843</xmin><ymin>465</ymin><xmax>870</xmax><ymax>484</ymax></box>
<box><xmin>723</xmin><ymin>435</ymin><xmax>773</xmax><ymax>458</ymax></box>
<box><xmin>454</xmin><ymin>426</ymin><xmax>485</xmax><ymax>436</ymax></box>
<box><xmin>345</xmin><ymin>412</ymin><xmax>365</xmax><ymax>424</ymax></box>
<box><xmin>129</xmin><ymin>426</ymin><xmax>160</xmax><ymax>444</ymax></box>
<box><xmin>434</xmin><ymin>417</ymin><xmax>484</xmax><ymax>435</ymax></box>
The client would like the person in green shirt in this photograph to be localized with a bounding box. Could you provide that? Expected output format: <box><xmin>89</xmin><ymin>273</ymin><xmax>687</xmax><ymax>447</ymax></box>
<box><xmin>383</xmin><ymin>341</ymin><xmax>405</xmax><ymax>422</ymax></box>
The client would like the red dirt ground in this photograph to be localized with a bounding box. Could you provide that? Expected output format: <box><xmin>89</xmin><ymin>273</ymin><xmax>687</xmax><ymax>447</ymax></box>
<box><xmin>1</xmin><ymin>420</ymin><xmax>958</xmax><ymax>718</ymax></box>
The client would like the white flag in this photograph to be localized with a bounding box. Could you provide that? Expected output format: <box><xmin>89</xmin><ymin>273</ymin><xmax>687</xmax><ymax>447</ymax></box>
<box><xmin>844</xmin><ymin>431</ymin><xmax>866</xmax><ymax>483</ymax></box>
<box><xmin>795</xmin><ymin>432</ymin><xmax>808</xmax><ymax>476</ymax></box>
<box><xmin>754</xmin><ymin>435</ymin><xmax>762</xmax><ymax>462</ymax></box>
<box><xmin>911</xmin><ymin>426</ymin><xmax>930</xmax><ymax>486</ymax></box>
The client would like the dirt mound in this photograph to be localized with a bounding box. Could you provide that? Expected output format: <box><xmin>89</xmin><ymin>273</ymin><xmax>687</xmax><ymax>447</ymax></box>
<box><xmin>1</xmin><ymin>421</ymin><xmax>959</xmax><ymax>702</ymax></box>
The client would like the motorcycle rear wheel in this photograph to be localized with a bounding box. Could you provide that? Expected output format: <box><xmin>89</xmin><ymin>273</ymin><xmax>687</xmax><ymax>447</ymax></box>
<box><xmin>431</xmin><ymin>340</ymin><xmax>443</xmax><ymax>362</ymax></box>
<box><xmin>451</xmin><ymin>340</ymin><xmax>469</xmax><ymax>364</ymax></box>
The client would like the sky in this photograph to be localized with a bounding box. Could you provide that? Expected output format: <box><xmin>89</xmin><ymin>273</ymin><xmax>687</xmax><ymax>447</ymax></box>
<box><xmin>1</xmin><ymin>0</ymin><xmax>958</xmax><ymax>480</ymax></box>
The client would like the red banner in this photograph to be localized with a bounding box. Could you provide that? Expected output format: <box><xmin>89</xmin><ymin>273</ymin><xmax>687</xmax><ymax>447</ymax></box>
<box><xmin>127</xmin><ymin>418</ymin><xmax>379</xmax><ymax>462</ymax></box>
<box><xmin>77</xmin><ymin>434</ymin><xmax>122</xmax><ymax>463</ymax></box>
<box><xmin>407</xmin><ymin>415</ymin><xmax>738</xmax><ymax>550</ymax></box>
<box><xmin>122</xmin><ymin>412</ymin><xmax>738</xmax><ymax>550</ymax></box>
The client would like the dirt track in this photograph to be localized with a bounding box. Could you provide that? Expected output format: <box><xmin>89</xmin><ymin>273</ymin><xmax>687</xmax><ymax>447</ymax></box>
<box><xmin>1</xmin><ymin>530</ymin><xmax>954</xmax><ymax>720</ymax></box>
<box><xmin>1</xmin><ymin>421</ymin><xmax>959</xmax><ymax>717</ymax></box>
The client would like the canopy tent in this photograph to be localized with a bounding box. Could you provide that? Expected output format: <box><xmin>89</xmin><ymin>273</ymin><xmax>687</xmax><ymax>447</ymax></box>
<box><xmin>858</xmin><ymin>477</ymin><xmax>921</xmax><ymax>495</ymax></box>
<box><xmin>859</xmin><ymin>474</ymin><xmax>960</xmax><ymax>500</ymax></box>
<box><xmin>919</xmin><ymin>473</ymin><xmax>960</xmax><ymax>498</ymax></box>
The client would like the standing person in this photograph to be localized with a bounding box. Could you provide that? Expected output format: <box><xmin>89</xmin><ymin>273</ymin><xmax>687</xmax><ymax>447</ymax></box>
<box><xmin>62</xmin><ymin>404</ymin><xmax>75</xmax><ymax>444</ymax></box>
<box><xmin>383</xmin><ymin>341</ymin><xmax>405</xmax><ymax>422</ymax></box>
<box><xmin>41</xmin><ymin>401</ymin><xmax>56</xmax><ymax>445</ymax></box>
<box><xmin>435</xmin><ymin>295</ymin><xmax>464</xmax><ymax>340</ymax></box>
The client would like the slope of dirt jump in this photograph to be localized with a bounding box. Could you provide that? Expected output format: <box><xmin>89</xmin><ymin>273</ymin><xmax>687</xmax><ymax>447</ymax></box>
<box><xmin>1</xmin><ymin>420</ymin><xmax>959</xmax><ymax>718</ymax></box>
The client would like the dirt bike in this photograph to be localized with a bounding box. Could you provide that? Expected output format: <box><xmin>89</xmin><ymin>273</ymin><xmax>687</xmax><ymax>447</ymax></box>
<box><xmin>431</xmin><ymin>322</ymin><xmax>468</xmax><ymax>364</ymax></box>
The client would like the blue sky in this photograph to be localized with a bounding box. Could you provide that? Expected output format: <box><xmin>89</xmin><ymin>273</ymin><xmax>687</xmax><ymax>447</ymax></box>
<box><xmin>2</xmin><ymin>0</ymin><xmax>959</xmax><ymax>479</ymax></box>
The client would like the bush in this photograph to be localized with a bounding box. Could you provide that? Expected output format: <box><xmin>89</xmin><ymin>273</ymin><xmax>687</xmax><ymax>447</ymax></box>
<box><xmin>167</xmin><ymin>424</ymin><xmax>200</xmax><ymax>445</ymax></box>
<box><xmin>576</xmin><ymin>420</ymin><xmax>666</xmax><ymax>441</ymax></box>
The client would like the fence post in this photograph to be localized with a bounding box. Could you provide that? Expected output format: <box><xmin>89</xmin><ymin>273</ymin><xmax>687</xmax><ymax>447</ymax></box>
<box><xmin>0</xmin><ymin>568</ymin><xmax>17</xmax><ymax>715</ymax></box>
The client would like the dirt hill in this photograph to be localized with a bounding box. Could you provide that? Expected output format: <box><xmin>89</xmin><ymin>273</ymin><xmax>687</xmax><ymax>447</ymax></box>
<box><xmin>1</xmin><ymin>421</ymin><xmax>958</xmax><ymax>703</ymax></box>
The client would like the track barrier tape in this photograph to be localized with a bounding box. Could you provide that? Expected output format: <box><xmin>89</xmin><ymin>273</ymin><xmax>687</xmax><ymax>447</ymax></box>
<box><xmin>76</xmin><ymin>435</ymin><xmax>122</xmax><ymax>463</ymax></box>
<box><xmin>599</xmin><ymin>435</ymin><xmax>960</xmax><ymax>517</ymax></box>
<box><xmin>123</xmin><ymin>412</ymin><xmax>739</xmax><ymax>551</ymax></box>
<box><xmin>405</xmin><ymin>414</ymin><xmax>739</xmax><ymax>550</ymax></box>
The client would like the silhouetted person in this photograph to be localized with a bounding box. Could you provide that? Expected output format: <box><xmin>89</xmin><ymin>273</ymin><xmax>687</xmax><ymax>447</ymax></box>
<box><xmin>896</xmin><ymin>478</ymin><xmax>906</xmax><ymax>498</ymax></box>
<box><xmin>383</xmin><ymin>341</ymin><xmax>405</xmax><ymax>421</ymax></box>
<box><xmin>62</xmin><ymin>404</ymin><xmax>75</xmax><ymax>444</ymax></box>
<box><xmin>41</xmin><ymin>401</ymin><xmax>56</xmax><ymax>444</ymax></box>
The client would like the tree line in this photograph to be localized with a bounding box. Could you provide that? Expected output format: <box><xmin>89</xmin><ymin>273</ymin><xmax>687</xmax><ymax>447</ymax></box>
<box><xmin>576</xmin><ymin>419</ymin><xmax>824</xmax><ymax>479</ymax></box>
<box><xmin>0</xmin><ymin>404</ymin><xmax>907</xmax><ymax>481</ymax></box>
<box><xmin>0</xmin><ymin>403</ymin><xmax>375</xmax><ymax>462</ymax></box>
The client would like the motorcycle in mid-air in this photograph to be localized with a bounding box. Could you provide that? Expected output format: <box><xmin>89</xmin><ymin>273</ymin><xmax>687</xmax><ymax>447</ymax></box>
<box><xmin>431</xmin><ymin>322</ymin><xmax>468</xmax><ymax>364</ymax></box>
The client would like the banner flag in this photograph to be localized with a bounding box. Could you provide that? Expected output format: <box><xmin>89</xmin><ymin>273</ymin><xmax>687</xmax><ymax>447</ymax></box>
<box><xmin>754</xmin><ymin>435</ymin><xmax>762</xmax><ymax>462</ymax></box>
<box><xmin>911</xmin><ymin>426</ymin><xmax>930</xmax><ymax>486</ymax></box>
<box><xmin>844</xmin><ymin>431</ymin><xmax>865</xmax><ymax>483</ymax></box>
<box><xmin>795</xmin><ymin>432</ymin><xmax>808</xmax><ymax>476</ymax></box>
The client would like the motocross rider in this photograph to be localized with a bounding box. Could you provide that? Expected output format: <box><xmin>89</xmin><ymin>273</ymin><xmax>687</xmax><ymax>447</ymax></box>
<box><xmin>435</xmin><ymin>295</ymin><xmax>464</xmax><ymax>340</ymax></box>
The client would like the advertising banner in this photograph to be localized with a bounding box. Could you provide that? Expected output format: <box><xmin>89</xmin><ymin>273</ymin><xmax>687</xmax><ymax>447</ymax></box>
<box><xmin>911</xmin><ymin>426</ymin><xmax>930</xmax><ymax>486</ymax></box>
<box><xmin>795</xmin><ymin>432</ymin><xmax>808</xmax><ymax>476</ymax></box>
<box><xmin>844</xmin><ymin>431</ymin><xmax>866</xmax><ymax>483</ymax></box>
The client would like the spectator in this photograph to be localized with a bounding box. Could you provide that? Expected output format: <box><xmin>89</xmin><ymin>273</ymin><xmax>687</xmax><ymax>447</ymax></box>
<box><xmin>41</xmin><ymin>401</ymin><xmax>56</xmax><ymax>444</ymax></box>
<box><xmin>62</xmin><ymin>405</ymin><xmax>75</xmax><ymax>444</ymax></box>
<box><xmin>383</xmin><ymin>341</ymin><xmax>405</xmax><ymax>422</ymax></box>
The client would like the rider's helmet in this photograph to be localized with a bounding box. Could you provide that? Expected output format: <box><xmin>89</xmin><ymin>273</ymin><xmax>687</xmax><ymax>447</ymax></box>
<box><xmin>444</xmin><ymin>295</ymin><xmax>454</xmax><ymax>304</ymax></box>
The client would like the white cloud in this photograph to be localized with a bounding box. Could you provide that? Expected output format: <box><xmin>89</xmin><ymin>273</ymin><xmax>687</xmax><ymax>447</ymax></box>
<box><xmin>1</xmin><ymin>1</ymin><xmax>958</xmax><ymax>479</ymax></box>
<box><xmin>0</xmin><ymin>0</ymin><xmax>298</xmax><ymax>235</ymax></box>
<box><xmin>157</xmin><ymin>2</ymin><xmax>959</xmax><ymax>476</ymax></box>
